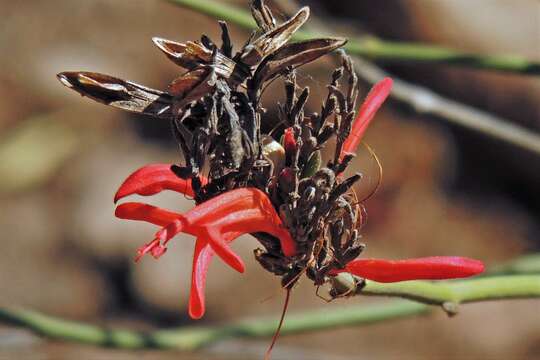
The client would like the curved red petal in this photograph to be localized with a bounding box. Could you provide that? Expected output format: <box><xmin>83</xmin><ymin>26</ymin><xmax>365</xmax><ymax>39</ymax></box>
<box><xmin>277</xmin><ymin>230</ymin><xmax>296</xmax><ymax>257</ymax></box>
<box><xmin>183</xmin><ymin>188</ymin><xmax>296</xmax><ymax>257</ymax></box>
<box><xmin>332</xmin><ymin>256</ymin><xmax>484</xmax><ymax>282</ymax></box>
<box><xmin>340</xmin><ymin>78</ymin><xmax>393</xmax><ymax>160</ymax></box>
<box><xmin>188</xmin><ymin>238</ymin><xmax>213</xmax><ymax>319</ymax></box>
<box><xmin>246</xmin><ymin>189</ymin><xmax>296</xmax><ymax>256</ymax></box>
<box><xmin>114</xmin><ymin>163</ymin><xmax>195</xmax><ymax>203</ymax></box>
<box><xmin>198</xmin><ymin>227</ymin><xmax>245</xmax><ymax>273</ymax></box>
<box><xmin>188</xmin><ymin>232</ymin><xmax>240</xmax><ymax>319</ymax></box>
<box><xmin>115</xmin><ymin>201</ymin><xmax>246</xmax><ymax>271</ymax></box>
<box><xmin>115</xmin><ymin>202</ymin><xmax>181</xmax><ymax>226</ymax></box>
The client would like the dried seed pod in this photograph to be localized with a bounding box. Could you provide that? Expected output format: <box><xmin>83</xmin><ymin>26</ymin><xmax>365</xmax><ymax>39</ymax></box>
<box><xmin>168</xmin><ymin>67</ymin><xmax>214</xmax><ymax>102</ymax></box>
<box><xmin>250</xmin><ymin>0</ymin><xmax>276</xmax><ymax>32</ymax></box>
<box><xmin>241</xmin><ymin>7</ymin><xmax>310</xmax><ymax>66</ymax></box>
<box><xmin>152</xmin><ymin>37</ymin><xmax>193</xmax><ymax>68</ymax></box>
<box><xmin>57</xmin><ymin>72</ymin><xmax>174</xmax><ymax>118</ymax></box>
<box><xmin>252</xmin><ymin>38</ymin><xmax>347</xmax><ymax>88</ymax></box>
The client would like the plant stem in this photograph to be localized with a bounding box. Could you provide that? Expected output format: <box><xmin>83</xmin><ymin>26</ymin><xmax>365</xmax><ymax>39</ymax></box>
<box><xmin>2</xmin><ymin>274</ymin><xmax>539</xmax><ymax>349</ymax></box>
<box><xmin>0</xmin><ymin>302</ymin><xmax>428</xmax><ymax>350</ymax></box>
<box><xmin>487</xmin><ymin>254</ymin><xmax>540</xmax><ymax>276</ymax></box>
<box><xmin>167</xmin><ymin>0</ymin><xmax>540</xmax><ymax>75</ymax></box>
<box><xmin>359</xmin><ymin>275</ymin><xmax>540</xmax><ymax>308</ymax></box>
<box><xmin>350</xmin><ymin>56</ymin><xmax>540</xmax><ymax>155</ymax></box>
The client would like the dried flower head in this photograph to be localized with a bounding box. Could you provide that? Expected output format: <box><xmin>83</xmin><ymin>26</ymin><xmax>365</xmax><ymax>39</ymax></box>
<box><xmin>57</xmin><ymin>0</ymin><xmax>484</xmax><ymax>321</ymax></box>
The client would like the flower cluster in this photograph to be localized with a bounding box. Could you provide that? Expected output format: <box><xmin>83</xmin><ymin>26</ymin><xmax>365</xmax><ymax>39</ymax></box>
<box><xmin>58</xmin><ymin>1</ymin><xmax>483</xmax><ymax>319</ymax></box>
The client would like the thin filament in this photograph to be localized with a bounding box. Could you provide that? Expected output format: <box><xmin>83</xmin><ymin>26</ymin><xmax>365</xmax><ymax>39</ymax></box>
<box><xmin>264</xmin><ymin>288</ymin><xmax>291</xmax><ymax>360</ymax></box>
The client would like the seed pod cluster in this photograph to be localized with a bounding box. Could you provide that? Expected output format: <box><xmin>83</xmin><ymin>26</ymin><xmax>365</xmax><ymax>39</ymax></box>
<box><xmin>58</xmin><ymin>0</ymin><xmax>366</xmax><ymax>289</ymax></box>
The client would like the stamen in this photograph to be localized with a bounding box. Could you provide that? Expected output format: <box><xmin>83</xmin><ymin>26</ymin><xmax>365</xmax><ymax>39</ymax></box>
<box><xmin>134</xmin><ymin>239</ymin><xmax>162</xmax><ymax>262</ymax></box>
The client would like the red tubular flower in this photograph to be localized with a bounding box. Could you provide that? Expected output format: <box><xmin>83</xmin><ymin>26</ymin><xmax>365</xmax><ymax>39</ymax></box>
<box><xmin>144</xmin><ymin>188</ymin><xmax>295</xmax><ymax>257</ymax></box>
<box><xmin>114</xmin><ymin>167</ymin><xmax>297</xmax><ymax>318</ymax></box>
<box><xmin>115</xmin><ymin>200</ymin><xmax>243</xmax><ymax>272</ymax></box>
<box><xmin>340</xmin><ymin>77</ymin><xmax>393</xmax><ymax>161</ymax></box>
<box><xmin>114</xmin><ymin>200</ymin><xmax>241</xmax><ymax>318</ymax></box>
<box><xmin>329</xmin><ymin>256</ymin><xmax>484</xmax><ymax>282</ymax></box>
<box><xmin>113</xmin><ymin>164</ymin><xmax>234</xmax><ymax>318</ymax></box>
<box><xmin>114</xmin><ymin>163</ymin><xmax>207</xmax><ymax>203</ymax></box>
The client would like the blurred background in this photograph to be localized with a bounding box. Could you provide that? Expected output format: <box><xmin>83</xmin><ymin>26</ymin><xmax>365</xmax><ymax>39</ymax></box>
<box><xmin>0</xmin><ymin>0</ymin><xmax>538</xmax><ymax>359</ymax></box>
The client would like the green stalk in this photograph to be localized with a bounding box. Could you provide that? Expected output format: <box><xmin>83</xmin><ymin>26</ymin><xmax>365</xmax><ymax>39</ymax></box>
<box><xmin>360</xmin><ymin>275</ymin><xmax>540</xmax><ymax>307</ymax></box>
<box><xmin>487</xmin><ymin>254</ymin><xmax>540</xmax><ymax>276</ymax></box>
<box><xmin>0</xmin><ymin>302</ymin><xmax>428</xmax><ymax>350</ymax></box>
<box><xmin>2</xmin><ymin>274</ymin><xmax>539</xmax><ymax>350</ymax></box>
<box><xmin>167</xmin><ymin>0</ymin><xmax>540</xmax><ymax>75</ymax></box>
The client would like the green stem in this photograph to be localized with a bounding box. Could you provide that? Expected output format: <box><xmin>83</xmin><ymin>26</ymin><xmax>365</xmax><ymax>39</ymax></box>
<box><xmin>0</xmin><ymin>301</ymin><xmax>428</xmax><ymax>350</ymax></box>
<box><xmin>360</xmin><ymin>275</ymin><xmax>540</xmax><ymax>307</ymax></box>
<box><xmin>167</xmin><ymin>0</ymin><xmax>540</xmax><ymax>75</ymax></box>
<box><xmin>2</xmin><ymin>274</ymin><xmax>539</xmax><ymax>349</ymax></box>
<box><xmin>487</xmin><ymin>254</ymin><xmax>540</xmax><ymax>276</ymax></box>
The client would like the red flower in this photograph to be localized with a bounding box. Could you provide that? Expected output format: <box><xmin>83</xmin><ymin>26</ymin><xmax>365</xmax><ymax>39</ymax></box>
<box><xmin>115</xmin><ymin>168</ymin><xmax>295</xmax><ymax>318</ymax></box>
<box><xmin>329</xmin><ymin>257</ymin><xmax>484</xmax><ymax>282</ymax></box>
<box><xmin>114</xmin><ymin>163</ymin><xmax>199</xmax><ymax>202</ymax></box>
<box><xmin>340</xmin><ymin>77</ymin><xmax>393</xmax><ymax>161</ymax></box>
<box><xmin>113</xmin><ymin>78</ymin><xmax>483</xmax><ymax>320</ymax></box>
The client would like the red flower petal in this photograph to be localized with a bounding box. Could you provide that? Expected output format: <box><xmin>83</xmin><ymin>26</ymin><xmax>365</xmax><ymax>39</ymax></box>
<box><xmin>181</xmin><ymin>188</ymin><xmax>296</xmax><ymax>257</ymax></box>
<box><xmin>331</xmin><ymin>256</ymin><xmax>484</xmax><ymax>282</ymax></box>
<box><xmin>116</xmin><ymin>188</ymin><xmax>296</xmax><ymax>313</ymax></box>
<box><xmin>115</xmin><ymin>202</ymin><xmax>245</xmax><ymax>273</ymax></box>
<box><xmin>340</xmin><ymin>78</ymin><xmax>393</xmax><ymax>160</ymax></box>
<box><xmin>189</xmin><ymin>238</ymin><xmax>213</xmax><ymax>319</ymax></box>
<box><xmin>196</xmin><ymin>227</ymin><xmax>245</xmax><ymax>273</ymax></box>
<box><xmin>115</xmin><ymin>202</ymin><xmax>181</xmax><ymax>226</ymax></box>
<box><xmin>114</xmin><ymin>163</ymin><xmax>198</xmax><ymax>203</ymax></box>
<box><xmin>188</xmin><ymin>231</ymin><xmax>240</xmax><ymax>319</ymax></box>
<box><xmin>217</xmin><ymin>208</ymin><xmax>296</xmax><ymax>257</ymax></box>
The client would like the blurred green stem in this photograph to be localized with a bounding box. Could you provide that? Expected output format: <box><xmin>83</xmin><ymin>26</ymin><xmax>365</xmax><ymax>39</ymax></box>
<box><xmin>0</xmin><ymin>301</ymin><xmax>428</xmax><ymax>350</ymax></box>
<box><xmin>167</xmin><ymin>0</ymin><xmax>540</xmax><ymax>75</ymax></box>
<box><xmin>358</xmin><ymin>275</ymin><xmax>540</xmax><ymax>315</ymax></box>
<box><xmin>1</xmin><ymin>274</ymin><xmax>539</xmax><ymax>350</ymax></box>
<box><xmin>487</xmin><ymin>254</ymin><xmax>540</xmax><ymax>276</ymax></box>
